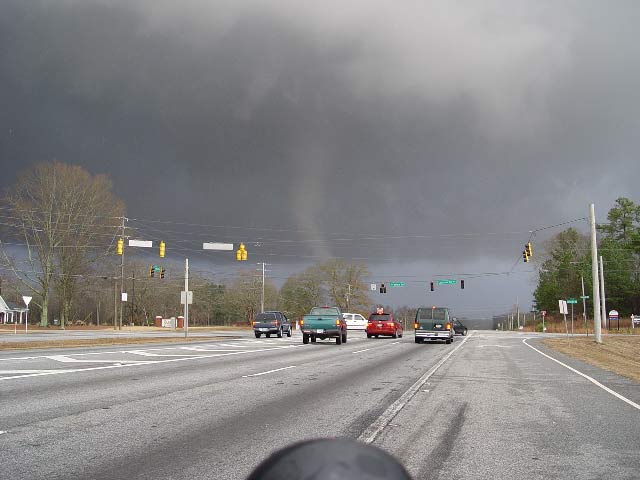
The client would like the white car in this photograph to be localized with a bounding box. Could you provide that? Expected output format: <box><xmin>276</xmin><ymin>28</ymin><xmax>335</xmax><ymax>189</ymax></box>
<box><xmin>343</xmin><ymin>313</ymin><xmax>368</xmax><ymax>330</ymax></box>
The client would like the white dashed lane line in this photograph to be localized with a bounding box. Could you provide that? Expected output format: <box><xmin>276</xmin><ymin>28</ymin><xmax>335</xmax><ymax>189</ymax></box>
<box><xmin>242</xmin><ymin>366</ymin><xmax>296</xmax><ymax>378</ymax></box>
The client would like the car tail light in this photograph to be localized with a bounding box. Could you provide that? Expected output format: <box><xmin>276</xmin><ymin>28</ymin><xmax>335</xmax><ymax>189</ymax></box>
<box><xmin>445</xmin><ymin>323</ymin><xmax>451</xmax><ymax>330</ymax></box>
<box><xmin>414</xmin><ymin>323</ymin><xmax>419</xmax><ymax>329</ymax></box>
<box><xmin>252</xmin><ymin>321</ymin><xmax>257</xmax><ymax>326</ymax></box>
<box><xmin>299</xmin><ymin>319</ymin><xmax>304</xmax><ymax>326</ymax></box>
<box><xmin>273</xmin><ymin>321</ymin><xmax>279</xmax><ymax>326</ymax></box>
<box><xmin>336</xmin><ymin>319</ymin><xmax>341</xmax><ymax>326</ymax></box>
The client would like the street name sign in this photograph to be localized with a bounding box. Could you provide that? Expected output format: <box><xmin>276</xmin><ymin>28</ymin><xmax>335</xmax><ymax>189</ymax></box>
<box><xmin>389</xmin><ymin>282</ymin><xmax>406</xmax><ymax>287</ymax></box>
<box><xmin>567</xmin><ymin>298</ymin><xmax>578</xmax><ymax>304</ymax></box>
<box><xmin>437</xmin><ymin>279</ymin><xmax>457</xmax><ymax>285</ymax></box>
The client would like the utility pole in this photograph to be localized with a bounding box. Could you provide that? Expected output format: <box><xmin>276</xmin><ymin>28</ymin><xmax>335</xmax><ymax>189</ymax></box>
<box><xmin>581</xmin><ymin>275</ymin><xmax>588</xmax><ymax>335</ymax></box>
<box><xmin>589</xmin><ymin>204</ymin><xmax>602</xmax><ymax>344</ymax></box>
<box><xmin>599</xmin><ymin>255</ymin><xmax>607</xmax><ymax>330</ymax></box>
<box><xmin>346</xmin><ymin>284</ymin><xmax>352</xmax><ymax>312</ymax></box>
<box><xmin>516</xmin><ymin>297</ymin><xmax>520</xmax><ymax>329</ymax></box>
<box><xmin>261</xmin><ymin>262</ymin><xmax>265</xmax><ymax>313</ymax></box>
<box><xmin>114</xmin><ymin>278</ymin><xmax>118</xmax><ymax>330</ymax></box>
<box><xmin>119</xmin><ymin>216</ymin><xmax>126</xmax><ymax>330</ymax></box>
<box><xmin>184</xmin><ymin>258</ymin><xmax>189</xmax><ymax>338</ymax></box>
<box><xmin>131</xmin><ymin>270</ymin><xmax>135</xmax><ymax>326</ymax></box>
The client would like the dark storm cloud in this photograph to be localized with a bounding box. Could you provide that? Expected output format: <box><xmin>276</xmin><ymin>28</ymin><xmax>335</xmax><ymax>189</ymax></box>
<box><xmin>1</xmin><ymin>0</ymin><xmax>639</xmax><ymax>267</ymax></box>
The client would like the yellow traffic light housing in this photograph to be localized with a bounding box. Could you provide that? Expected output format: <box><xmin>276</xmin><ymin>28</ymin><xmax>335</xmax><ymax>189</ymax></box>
<box><xmin>526</xmin><ymin>242</ymin><xmax>533</xmax><ymax>257</ymax></box>
<box><xmin>159</xmin><ymin>241</ymin><xmax>165</xmax><ymax>258</ymax></box>
<box><xmin>523</xmin><ymin>250</ymin><xmax>529</xmax><ymax>263</ymax></box>
<box><xmin>236</xmin><ymin>243</ymin><xmax>247</xmax><ymax>261</ymax></box>
<box><xmin>117</xmin><ymin>238</ymin><xmax>123</xmax><ymax>255</ymax></box>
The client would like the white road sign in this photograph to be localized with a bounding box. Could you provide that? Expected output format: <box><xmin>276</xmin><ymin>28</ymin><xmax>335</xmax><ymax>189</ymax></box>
<box><xmin>370</xmin><ymin>283</ymin><xmax>377</xmax><ymax>291</ymax></box>
<box><xmin>22</xmin><ymin>296</ymin><xmax>32</xmax><ymax>307</ymax></box>
<box><xmin>203</xmin><ymin>242</ymin><xmax>234</xmax><ymax>251</ymax></box>
<box><xmin>181</xmin><ymin>291</ymin><xmax>193</xmax><ymax>305</ymax></box>
<box><xmin>609</xmin><ymin>310</ymin><xmax>619</xmax><ymax>319</ymax></box>
<box><xmin>129</xmin><ymin>239</ymin><xmax>153</xmax><ymax>248</ymax></box>
<box><xmin>558</xmin><ymin>300</ymin><xmax>568</xmax><ymax>315</ymax></box>
<box><xmin>121</xmin><ymin>293</ymin><xmax>128</xmax><ymax>302</ymax></box>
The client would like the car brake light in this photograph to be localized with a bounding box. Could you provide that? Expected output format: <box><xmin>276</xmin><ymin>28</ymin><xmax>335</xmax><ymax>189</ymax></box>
<box><xmin>414</xmin><ymin>323</ymin><xmax>419</xmax><ymax>329</ymax></box>
<box><xmin>336</xmin><ymin>319</ymin><xmax>341</xmax><ymax>326</ymax></box>
<box><xmin>273</xmin><ymin>321</ymin><xmax>279</xmax><ymax>326</ymax></box>
<box><xmin>445</xmin><ymin>323</ymin><xmax>451</xmax><ymax>330</ymax></box>
<box><xmin>299</xmin><ymin>319</ymin><xmax>304</xmax><ymax>326</ymax></box>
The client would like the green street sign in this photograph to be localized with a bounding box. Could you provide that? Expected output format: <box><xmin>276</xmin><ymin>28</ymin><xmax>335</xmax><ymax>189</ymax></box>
<box><xmin>389</xmin><ymin>282</ymin><xmax>406</xmax><ymax>287</ymax></box>
<box><xmin>580</xmin><ymin>295</ymin><xmax>590</xmax><ymax>299</ymax></box>
<box><xmin>152</xmin><ymin>265</ymin><xmax>162</xmax><ymax>272</ymax></box>
<box><xmin>567</xmin><ymin>299</ymin><xmax>578</xmax><ymax>304</ymax></box>
<box><xmin>437</xmin><ymin>279</ymin><xmax>457</xmax><ymax>285</ymax></box>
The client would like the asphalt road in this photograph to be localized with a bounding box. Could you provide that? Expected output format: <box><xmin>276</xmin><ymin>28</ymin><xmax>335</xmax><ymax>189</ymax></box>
<box><xmin>1</xmin><ymin>331</ymin><xmax>638</xmax><ymax>479</ymax></box>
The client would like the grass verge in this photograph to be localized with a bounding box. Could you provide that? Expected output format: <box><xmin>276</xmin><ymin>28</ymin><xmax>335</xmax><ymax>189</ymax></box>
<box><xmin>543</xmin><ymin>336</ymin><xmax>640</xmax><ymax>383</ymax></box>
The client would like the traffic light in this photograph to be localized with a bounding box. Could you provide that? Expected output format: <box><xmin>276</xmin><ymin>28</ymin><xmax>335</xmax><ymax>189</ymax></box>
<box><xmin>461</xmin><ymin>280</ymin><xmax>465</xmax><ymax>289</ymax></box>
<box><xmin>523</xmin><ymin>249</ymin><xmax>529</xmax><ymax>262</ymax></box>
<box><xmin>525</xmin><ymin>242</ymin><xmax>533</xmax><ymax>257</ymax></box>
<box><xmin>159</xmin><ymin>241</ymin><xmax>165</xmax><ymax>258</ymax></box>
<box><xmin>430</xmin><ymin>282</ymin><xmax>434</xmax><ymax>292</ymax></box>
<box><xmin>149</xmin><ymin>265</ymin><xmax>155</xmax><ymax>278</ymax></box>
<box><xmin>379</xmin><ymin>283</ymin><xmax>387</xmax><ymax>294</ymax></box>
<box><xmin>117</xmin><ymin>238</ymin><xmax>123</xmax><ymax>255</ymax></box>
<box><xmin>236</xmin><ymin>243</ymin><xmax>247</xmax><ymax>261</ymax></box>
<box><xmin>160</xmin><ymin>268</ymin><xmax>165</xmax><ymax>279</ymax></box>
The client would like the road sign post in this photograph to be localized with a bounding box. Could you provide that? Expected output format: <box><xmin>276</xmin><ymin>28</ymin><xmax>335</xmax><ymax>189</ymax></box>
<box><xmin>541</xmin><ymin>310</ymin><xmax>546</xmax><ymax>332</ymax></box>
<box><xmin>567</xmin><ymin>299</ymin><xmax>577</xmax><ymax>335</ymax></box>
<box><xmin>22</xmin><ymin>296</ymin><xmax>32</xmax><ymax>334</ymax></box>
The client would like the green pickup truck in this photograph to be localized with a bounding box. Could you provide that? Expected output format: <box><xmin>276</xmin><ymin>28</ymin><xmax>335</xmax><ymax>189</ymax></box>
<box><xmin>300</xmin><ymin>306</ymin><xmax>348</xmax><ymax>345</ymax></box>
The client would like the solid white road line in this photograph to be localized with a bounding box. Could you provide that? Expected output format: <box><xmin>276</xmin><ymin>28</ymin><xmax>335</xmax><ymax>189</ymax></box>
<box><xmin>358</xmin><ymin>333</ymin><xmax>473</xmax><ymax>444</ymax></box>
<box><xmin>242</xmin><ymin>366</ymin><xmax>296</xmax><ymax>378</ymax></box>
<box><xmin>523</xmin><ymin>338</ymin><xmax>640</xmax><ymax>411</ymax></box>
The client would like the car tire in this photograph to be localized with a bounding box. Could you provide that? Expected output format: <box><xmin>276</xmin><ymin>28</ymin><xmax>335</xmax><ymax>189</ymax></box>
<box><xmin>277</xmin><ymin>328</ymin><xmax>283</xmax><ymax>338</ymax></box>
<box><xmin>303</xmin><ymin>333</ymin><xmax>309</xmax><ymax>344</ymax></box>
<box><xmin>336</xmin><ymin>334</ymin><xmax>342</xmax><ymax>345</ymax></box>
<box><xmin>462</xmin><ymin>329</ymin><xmax>467</xmax><ymax>336</ymax></box>
<box><xmin>415</xmin><ymin>337</ymin><xmax>422</xmax><ymax>344</ymax></box>
<box><xmin>311</xmin><ymin>335</ymin><xmax>317</xmax><ymax>343</ymax></box>
<box><xmin>255</xmin><ymin>332</ymin><xmax>261</xmax><ymax>338</ymax></box>
<box><xmin>266</xmin><ymin>333</ymin><xmax>271</xmax><ymax>338</ymax></box>
<box><xmin>367</xmin><ymin>333</ymin><xmax>372</xmax><ymax>338</ymax></box>
<box><xmin>287</xmin><ymin>327</ymin><xmax>292</xmax><ymax>337</ymax></box>
<box><xmin>391</xmin><ymin>330</ymin><xmax>397</xmax><ymax>339</ymax></box>
<box><xmin>342</xmin><ymin>332</ymin><xmax>347</xmax><ymax>344</ymax></box>
<box><xmin>375</xmin><ymin>335</ymin><xmax>379</xmax><ymax>338</ymax></box>
<box><xmin>445</xmin><ymin>338</ymin><xmax>451</xmax><ymax>344</ymax></box>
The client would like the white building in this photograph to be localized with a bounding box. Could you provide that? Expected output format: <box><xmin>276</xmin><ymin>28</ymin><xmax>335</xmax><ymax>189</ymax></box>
<box><xmin>0</xmin><ymin>295</ymin><xmax>29</xmax><ymax>324</ymax></box>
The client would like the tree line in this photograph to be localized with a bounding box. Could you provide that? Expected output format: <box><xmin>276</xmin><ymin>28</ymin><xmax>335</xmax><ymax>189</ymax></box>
<box><xmin>532</xmin><ymin>197</ymin><xmax>640</xmax><ymax>317</ymax></box>
<box><xmin>0</xmin><ymin>162</ymin><xmax>374</xmax><ymax>327</ymax></box>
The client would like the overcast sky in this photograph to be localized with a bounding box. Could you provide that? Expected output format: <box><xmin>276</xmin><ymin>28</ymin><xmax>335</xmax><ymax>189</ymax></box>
<box><xmin>1</xmin><ymin>1</ymin><xmax>639</xmax><ymax>315</ymax></box>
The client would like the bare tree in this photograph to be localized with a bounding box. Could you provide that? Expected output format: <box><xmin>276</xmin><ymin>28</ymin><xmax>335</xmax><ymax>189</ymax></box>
<box><xmin>2</xmin><ymin>162</ymin><xmax>124</xmax><ymax>326</ymax></box>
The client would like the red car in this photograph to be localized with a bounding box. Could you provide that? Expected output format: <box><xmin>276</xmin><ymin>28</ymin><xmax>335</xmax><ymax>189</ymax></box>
<box><xmin>366</xmin><ymin>310</ymin><xmax>403</xmax><ymax>339</ymax></box>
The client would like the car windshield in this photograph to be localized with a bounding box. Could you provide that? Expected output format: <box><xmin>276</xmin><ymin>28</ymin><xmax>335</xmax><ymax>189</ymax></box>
<box><xmin>369</xmin><ymin>314</ymin><xmax>391</xmax><ymax>321</ymax></box>
<box><xmin>310</xmin><ymin>307</ymin><xmax>340</xmax><ymax>316</ymax></box>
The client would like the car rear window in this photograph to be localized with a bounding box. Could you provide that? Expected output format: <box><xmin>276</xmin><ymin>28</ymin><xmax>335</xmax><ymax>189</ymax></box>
<box><xmin>369</xmin><ymin>314</ymin><xmax>391</xmax><ymax>321</ymax></box>
<box><xmin>255</xmin><ymin>313</ymin><xmax>277</xmax><ymax>321</ymax></box>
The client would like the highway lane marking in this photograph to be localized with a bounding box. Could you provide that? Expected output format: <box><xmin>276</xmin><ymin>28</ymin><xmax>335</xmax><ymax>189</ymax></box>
<box><xmin>44</xmin><ymin>355</ymin><xmax>149</xmax><ymax>364</ymax></box>
<box><xmin>478</xmin><ymin>345</ymin><xmax>512</xmax><ymax>348</ymax></box>
<box><xmin>523</xmin><ymin>339</ymin><xmax>640</xmax><ymax>411</ymax></box>
<box><xmin>0</xmin><ymin>370</ymin><xmax>75</xmax><ymax>374</ymax></box>
<box><xmin>358</xmin><ymin>333</ymin><xmax>473</xmax><ymax>444</ymax></box>
<box><xmin>352</xmin><ymin>348</ymin><xmax>372</xmax><ymax>354</ymax></box>
<box><xmin>241</xmin><ymin>365</ymin><xmax>296</xmax><ymax>378</ymax></box>
<box><xmin>0</xmin><ymin>345</ymin><xmax>306</xmax><ymax>381</ymax></box>
<box><xmin>351</xmin><ymin>340</ymin><xmax>404</xmax><ymax>354</ymax></box>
